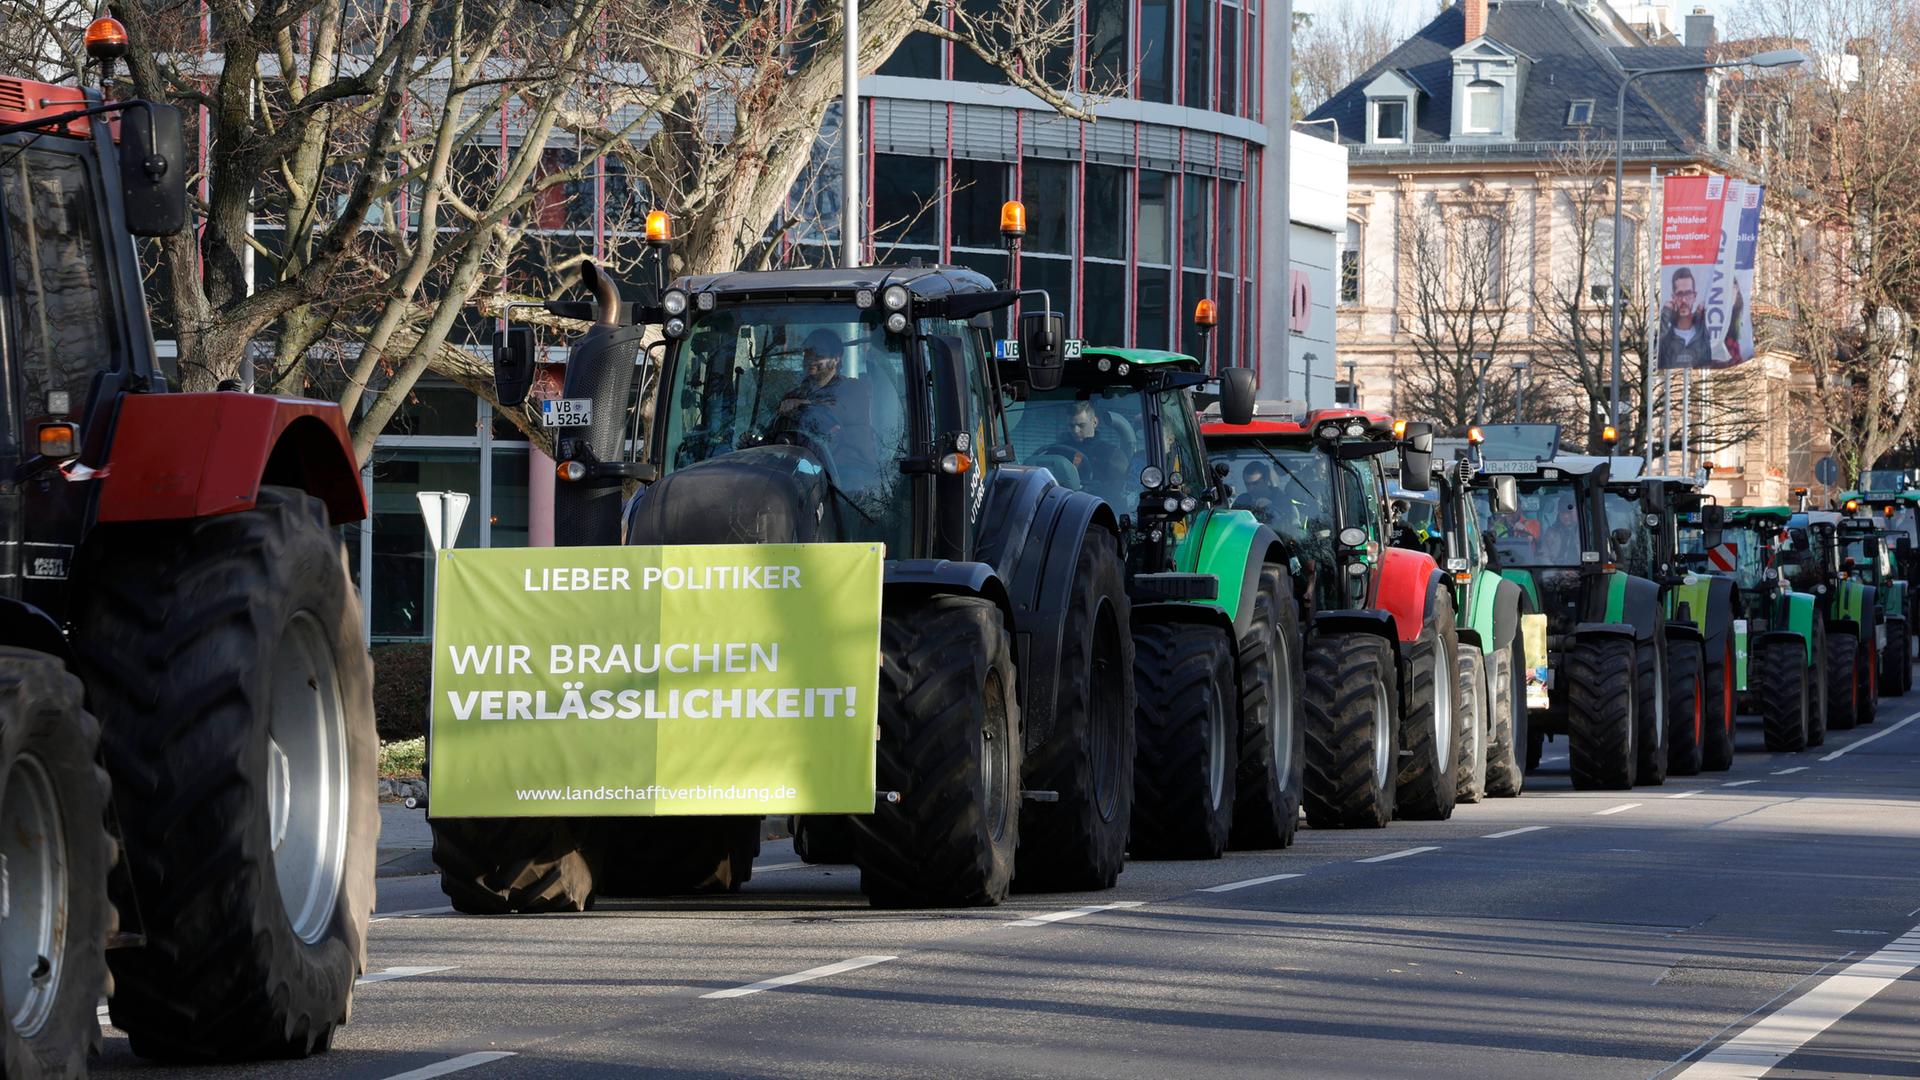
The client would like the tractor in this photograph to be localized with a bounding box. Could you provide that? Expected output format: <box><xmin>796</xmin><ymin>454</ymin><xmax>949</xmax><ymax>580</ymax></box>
<box><xmin>1784</xmin><ymin>511</ymin><xmax>1881</xmax><ymax>731</ymax></box>
<box><xmin>436</xmin><ymin>243</ymin><xmax>1139</xmax><ymax>909</ymax></box>
<box><xmin>1389</xmin><ymin>444</ymin><xmax>1530</xmax><ymax>800</ymax></box>
<box><xmin>1714</xmin><ymin>507</ymin><xmax>1828</xmax><ymax>750</ymax></box>
<box><xmin>2</xmin><ymin>26</ymin><xmax>377</xmax><ymax>1072</ymax></box>
<box><xmin>1002</xmin><ymin>345</ymin><xmax>1303</xmax><ymax>858</ymax></box>
<box><xmin>1201</xmin><ymin>404</ymin><xmax>1463</xmax><ymax>827</ymax></box>
<box><xmin>1468</xmin><ymin>425</ymin><xmax>1670</xmax><ymax>790</ymax></box>
<box><xmin>1837</xmin><ymin>517</ymin><xmax>1912</xmax><ymax>696</ymax></box>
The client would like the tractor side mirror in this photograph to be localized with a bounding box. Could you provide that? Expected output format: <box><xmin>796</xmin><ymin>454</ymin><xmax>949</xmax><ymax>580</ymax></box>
<box><xmin>493</xmin><ymin>325</ymin><xmax>536</xmax><ymax>407</ymax></box>
<box><xmin>1611</xmin><ymin>527</ymin><xmax>1633</xmax><ymax>548</ymax></box>
<box><xmin>1493</xmin><ymin>475</ymin><xmax>1519</xmax><ymax>514</ymax></box>
<box><xmin>121</xmin><ymin>102</ymin><xmax>189</xmax><ymax>236</ymax></box>
<box><xmin>1399</xmin><ymin>421</ymin><xmax>1434</xmax><ymax>492</ymax></box>
<box><xmin>1218</xmin><ymin>366</ymin><xmax>1256</xmax><ymax>425</ymax></box>
<box><xmin>1017</xmin><ymin>311</ymin><xmax>1065</xmax><ymax>392</ymax></box>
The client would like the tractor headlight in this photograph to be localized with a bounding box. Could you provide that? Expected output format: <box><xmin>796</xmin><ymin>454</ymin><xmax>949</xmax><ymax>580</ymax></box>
<box><xmin>662</xmin><ymin>289</ymin><xmax>688</xmax><ymax>316</ymax></box>
<box><xmin>1346</xmin><ymin>421</ymin><xmax>1366</xmax><ymax>438</ymax></box>
<box><xmin>883</xmin><ymin>285</ymin><xmax>910</xmax><ymax>311</ymax></box>
<box><xmin>1339</xmin><ymin>527</ymin><xmax>1368</xmax><ymax>548</ymax></box>
<box><xmin>664</xmin><ymin>317</ymin><xmax>687</xmax><ymax>338</ymax></box>
<box><xmin>1140</xmin><ymin>466</ymin><xmax>1165</xmax><ymax>489</ymax></box>
<box><xmin>885</xmin><ymin>312</ymin><xmax>909</xmax><ymax>334</ymax></box>
<box><xmin>1346</xmin><ymin>561</ymin><xmax>1368</xmax><ymax>577</ymax></box>
<box><xmin>1163</xmin><ymin>496</ymin><xmax>1181</xmax><ymax>513</ymax></box>
<box><xmin>695</xmin><ymin>291</ymin><xmax>716</xmax><ymax>311</ymax></box>
<box><xmin>1180</xmin><ymin>496</ymin><xmax>1197</xmax><ymax>513</ymax></box>
<box><xmin>855</xmin><ymin>288</ymin><xmax>876</xmax><ymax>309</ymax></box>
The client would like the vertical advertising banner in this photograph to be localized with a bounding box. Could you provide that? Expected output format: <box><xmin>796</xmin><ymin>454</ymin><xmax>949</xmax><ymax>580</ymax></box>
<box><xmin>428</xmin><ymin>543</ymin><xmax>884</xmax><ymax>818</ymax></box>
<box><xmin>1709</xmin><ymin>182</ymin><xmax>1764</xmax><ymax>367</ymax></box>
<box><xmin>1658</xmin><ymin>174</ymin><xmax>1726</xmax><ymax>370</ymax></box>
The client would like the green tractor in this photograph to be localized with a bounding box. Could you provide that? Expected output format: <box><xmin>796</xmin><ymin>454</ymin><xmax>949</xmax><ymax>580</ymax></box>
<box><xmin>441</xmin><ymin>259</ymin><xmax>1142</xmax><ymax>909</ymax></box>
<box><xmin>1838</xmin><ymin>477</ymin><xmax>1920</xmax><ymax>627</ymax></box>
<box><xmin>1786</xmin><ymin>511</ymin><xmax>1882</xmax><ymax>731</ymax></box>
<box><xmin>1202</xmin><ymin>405</ymin><xmax>1464</xmax><ymax>827</ymax></box>
<box><xmin>1468</xmin><ymin>425</ymin><xmax>1671</xmax><ymax>789</ymax></box>
<box><xmin>1837</xmin><ymin>516</ymin><xmax>1912</xmax><ymax>696</ymax></box>
<box><xmin>1003</xmin><ymin>347</ymin><xmax>1303</xmax><ymax>858</ymax></box>
<box><xmin>1390</xmin><ymin>454</ymin><xmax>1531</xmax><ymax>799</ymax></box>
<box><xmin>1609</xmin><ymin>471</ymin><xmax>1738</xmax><ymax>774</ymax></box>
<box><xmin>1714</xmin><ymin>507</ymin><xmax>1829</xmax><ymax>751</ymax></box>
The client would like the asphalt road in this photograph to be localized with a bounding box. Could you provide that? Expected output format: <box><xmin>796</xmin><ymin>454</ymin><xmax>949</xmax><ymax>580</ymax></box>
<box><xmin>96</xmin><ymin>695</ymin><xmax>1920</xmax><ymax>1079</ymax></box>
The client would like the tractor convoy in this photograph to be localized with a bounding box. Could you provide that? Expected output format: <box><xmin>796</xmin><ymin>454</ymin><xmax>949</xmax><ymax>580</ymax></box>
<box><xmin>6</xmin><ymin>55</ymin><xmax>1913</xmax><ymax>1065</ymax></box>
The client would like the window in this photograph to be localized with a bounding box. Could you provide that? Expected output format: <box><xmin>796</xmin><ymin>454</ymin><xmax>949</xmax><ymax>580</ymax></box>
<box><xmin>1341</xmin><ymin>220</ymin><xmax>1362</xmax><ymax>304</ymax></box>
<box><xmin>1587</xmin><ymin>217</ymin><xmax>1632</xmax><ymax>302</ymax></box>
<box><xmin>1136</xmin><ymin>268</ymin><xmax>1171</xmax><ymax>349</ymax></box>
<box><xmin>1219</xmin><ymin>2</ymin><xmax>1240</xmax><ymax>115</ymax></box>
<box><xmin>1182</xmin><ymin>176</ymin><xmax>1211</xmax><ymax>269</ymax></box>
<box><xmin>952</xmin><ymin>0</ymin><xmax>1008</xmax><ymax>84</ymax></box>
<box><xmin>1465</xmin><ymin>80</ymin><xmax>1503</xmax><ymax>133</ymax></box>
<box><xmin>1085</xmin><ymin>165</ymin><xmax>1129</xmax><ymax>260</ymax></box>
<box><xmin>4</xmin><ymin>148</ymin><xmax>117</xmax><ymax>434</ymax></box>
<box><xmin>1334</xmin><ymin>380</ymin><xmax>1357</xmax><ymax>405</ymax></box>
<box><xmin>1566</xmin><ymin>99</ymin><xmax>1594</xmax><ymax>126</ymax></box>
<box><xmin>1217</xmin><ymin>181</ymin><xmax>1239</xmax><ymax>275</ymax></box>
<box><xmin>1460</xmin><ymin>216</ymin><xmax>1504</xmax><ymax>294</ymax></box>
<box><xmin>951</xmin><ymin>159</ymin><xmax>1008</xmax><ymax>249</ymax></box>
<box><xmin>1083</xmin><ymin>261</ymin><xmax>1127</xmax><ymax>345</ymax></box>
<box><xmin>1373</xmin><ymin>99</ymin><xmax>1407</xmax><ymax>142</ymax></box>
<box><xmin>878</xmin><ymin>27</ymin><xmax>942</xmax><ymax>77</ymax></box>
<box><xmin>1138</xmin><ymin>171</ymin><xmax>1172</xmax><ymax>266</ymax></box>
<box><xmin>1184</xmin><ymin>0</ymin><xmax>1213</xmax><ymax>110</ymax></box>
<box><xmin>1022</xmin><ymin>160</ymin><xmax>1074</xmax><ymax>255</ymax></box>
<box><xmin>1157</xmin><ymin>389</ymin><xmax>1208</xmax><ymax>495</ymax></box>
<box><xmin>874</xmin><ymin>154</ymin><xmax>941</xmax><ymax>249</ymax></box>
<box><xmin>1021</xmin><ymin>256</ymin><xmax>1073</xmax><ymax>335</ymax></box>
<box><xmin>1140</xmin><ymin>0</ymin><xmax>1175</xmax><ymax>103</ymax></box>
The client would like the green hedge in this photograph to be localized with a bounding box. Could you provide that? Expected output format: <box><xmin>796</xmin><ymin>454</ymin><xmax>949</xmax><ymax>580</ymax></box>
<box><xmin>371</xmin><ymin>643</ymin><xmax>432</xmax><ymax>742</ymax></box>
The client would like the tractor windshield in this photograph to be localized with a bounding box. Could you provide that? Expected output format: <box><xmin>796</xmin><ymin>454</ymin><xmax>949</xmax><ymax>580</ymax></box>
<box><xmin>1861</xmin><ymin>469</ymin><xmax>1907</xmax><ymax>494</ymax></box>
<box><xmin>1780</xmin><ymin>527</ymin><xmax>1823</xmax><ymax>593</ymax></box>
<box><xmin>1473</xmin><ymin>480</ymin><xmax>1582</xmax><ymax>567</ymax></box>
<box><xmin>1604</xmin><ymin>492</ymin><xmax>1659</xmax><ymax>577</ymax></box>
<box><xmin>1722</xmin><ymin>525</ymin><xmax>1777</xmax><ymax>591</ymax></box>
<box><xmin>1005</xmin><ymin>384</ymin><xmax>1148</xmax><ymax>508</ymax></box>
<box><xmin>1840</xmin><ymin>537</ymin><xmax>1885</xmax><ymax>584</ymax></box>
<box><xmin>658</xmin><ymin>301</ymin><xmax>914</xmax><ymax>545</ymax></box>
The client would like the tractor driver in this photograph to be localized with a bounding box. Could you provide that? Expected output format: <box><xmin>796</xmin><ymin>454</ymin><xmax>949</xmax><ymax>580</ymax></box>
<box><xmin>775</xmin><ymin>329</ymin><xmax>875</xmax><ymax>473</ymax></box>
<box><xmin>1058</xmin><ymin>400</ymin><xmax>1128</xmax><ymax>498</ymax></box>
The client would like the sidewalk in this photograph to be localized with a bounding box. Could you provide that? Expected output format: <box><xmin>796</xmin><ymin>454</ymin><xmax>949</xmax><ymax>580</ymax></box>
<box><xmin>377</xmin><ymin>801</ymin><xmax>435</xmax><ymax>878</ymax></box>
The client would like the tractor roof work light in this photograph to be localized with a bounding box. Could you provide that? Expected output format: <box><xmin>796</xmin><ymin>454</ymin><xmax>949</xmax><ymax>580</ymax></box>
<box><xmin>1846</xmin><ymin>498</ymin><xmax>1860</xmax><ymax>512</ymax></box>
<box><xmin>644</xmin><ymin>210</ymin><xmax>672</xmax><ymax>246</ymax></box>
<box><xmin>1392</xmin><ymin>419</ymin><xmax>1408</xmax><ymax>439</ymax></box>
<box><xmin>1601</xmin><ymin>425</ymin><xmax>1619</xmax><ymax>446</ymax></box>
<box><xmin>84</xmin><ymin>16</ymin><xmax>129</xmax><ymax>61</ymax></box>
<box><xmin>999</xmin><ymin>200</ymin><xmax>1027</xmax><ymax>242</ymax></box>
<box><xmin>1468</xmin><ymin>426</ymin><xmax>1485</xmax><ymax>445</ymax></box>
<box><xmin>1193</xmin><ymin>298</ymin><xmax>1218</xmax><ymax>329</ymax></box>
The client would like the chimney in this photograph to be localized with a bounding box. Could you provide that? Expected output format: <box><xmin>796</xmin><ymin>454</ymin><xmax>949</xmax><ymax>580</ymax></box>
<box><xmin>1685</xmin><ymin>8</ymin><xmax>1716</xmax><ymax>48</ymax></box>
<box><xmin>1465</xmin><ymin>0</ymin><xmax>1488</xmax><ymax>42</ymax></box>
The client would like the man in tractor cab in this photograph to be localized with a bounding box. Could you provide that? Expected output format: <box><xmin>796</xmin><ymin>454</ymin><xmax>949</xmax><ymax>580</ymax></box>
<box><xmin>774</xmin><ymin>327</ymin><xmax>878</xmax><ymax>483</ymax></box>
<box><xmin>1060</xmin><ymin>398</ymin><xmax>1128</xmax><ymax>495</ymax></box>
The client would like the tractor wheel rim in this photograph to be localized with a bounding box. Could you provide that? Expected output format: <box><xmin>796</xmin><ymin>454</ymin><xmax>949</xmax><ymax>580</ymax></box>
<box><xmin>0</xmin><ymin>753</ymin><xmax>66</xmax><ymax>1038</ymax></box>
<box><xmin>1089</xmin><ymin>605</ymin><xmax>1125</xmax><ymax>821</ymax></box>
<box><xmin>1372</xmin><ymin>679</ymin><xmax>1391</xmax><ymax>783</ymax></box>
<box><xmin>1269</xmin><ymin>633</ymin><xmax>1292</xmax><ymax>783</ymax></box>
<box><xmin>269</xmin><ymin>611</ymin><xmax>350</xmax><ymax>945</ymax></box>
<box><xmin>982</xmin><ymin>667</ymin><xmax>1012</xmax><ymax>841</ymax></box>
<box><xmin>1207</xmin><ymin>678</ymin><xmax>1228</xmax><ymax>809</ymax></box>
<box><xmin>1433</xmin><ymin>643</ymin><xmax>1454</xmax><ymax>774</ymax></box>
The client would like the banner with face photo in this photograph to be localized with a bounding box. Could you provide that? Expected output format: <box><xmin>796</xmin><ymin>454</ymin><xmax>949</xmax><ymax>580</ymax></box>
<box><xmin>1657</xmin><ymin>174</ymin><xmax>1726</xmax><ymax>370</ymax></box>
<box><xmin>1707</xmin><ymin>181</ymin><xmax>1763</xmax><ymax>367</ymax></box>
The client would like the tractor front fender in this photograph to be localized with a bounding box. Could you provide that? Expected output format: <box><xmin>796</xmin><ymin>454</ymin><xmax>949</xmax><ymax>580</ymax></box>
<box><xmin>0</xmin><ymin>597</ymin><xmax>73</xmax><ymax>667</ymax></box>
<box><xmin>1664</xmin><ymin>620</ymin><xmax>1705</xmax><ymax>646</ymax></box>
<box><xmin>1312</xmin><ymin>608</ymin><xmax>1402</xmax><ymax>659</ymax></box>
<box><xmin>1671</xmin><ymin>574</ymin><xmax>1736</xmax><ymax>650</ymax></box>
<box><xmin>885</xmin><ymin>559</ymin><xmax>1014</xmax><ymax>627</ymax></box>
<box><xmin>96</xmin><ymin>393</ymin><xmax>367</xmax><ymax>526</ymax></box>
<box><xmin>1179</xmin><ymin>509</ymin><xmax>1280</xmax><ymax>641</ymax></box>
<box><xmin>1467</xmin><ymin>570</ymin><xmax>1523</xmax><ymax>655</ymax></box>
<box><xmin>1617</xmin><ymin>574</ymin><xmax>1665</xmax><ymax>644</ymax></box>
<box><xmin>1132</xmin><ymin>599</ymin><xmax>1235</xmax><ymax>638</ymax></box>
<box><xmin>1572</xmin><ymin>621</ymin><xmax>1638</xmax><ymax>646</ymax></box>
<box><xmin>1377</xmin><ymin>547</ymin><xmax>1445</xmax><ymax>644</ymax></box>
<box><xmin>1755</xmin><ymin>628</ymin><xmax>1813</xmax><ymax>670</ymax></box>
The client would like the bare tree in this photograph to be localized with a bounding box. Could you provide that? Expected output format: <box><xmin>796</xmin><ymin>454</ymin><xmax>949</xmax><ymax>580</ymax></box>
<box><xmin>1392</xmin><ymin>193</ymin><xmax>1527</xmax><ymax>435</ymax></box>
<box><xmin>2</xmin><ymin>0</ymin><xmax>1097</xmax><ymax>463</ymax></box>
<box><xmin>1738</xmin><ymin>0</ymin><xmax>1920</xmax><ymax>485</ymax></box>
<box><xmin>1294</xmin><ymin>2</ymin><xmax>1403</xmax><ymax>115</ymax></box>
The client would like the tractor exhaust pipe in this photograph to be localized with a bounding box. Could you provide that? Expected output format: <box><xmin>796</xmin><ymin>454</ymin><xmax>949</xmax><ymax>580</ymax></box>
<box><xmin>582</xmin><ymin>259</ymin><xmax>623</xmax><ymax>327</ymax></box>
<box><xmin>553</xmin><ymin>259</ymin><xmax>646</xmax><ymax>547</ymax></box>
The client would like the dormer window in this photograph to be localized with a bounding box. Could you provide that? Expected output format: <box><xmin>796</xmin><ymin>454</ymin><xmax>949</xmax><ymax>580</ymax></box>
<box><xmin>1567</xmin><ymin>99</ymin><xmax>1594</xmax><ymax>126</ymax></box>
<box><xmin>1375</xmin><ymin>100</ymin><xmax>1408</xmax><ymax>142</ymax></box>
<box><xmin>1465</xmin><ymin>80</ymin><xmax>1503</xmax><ymax>133</ymax></box>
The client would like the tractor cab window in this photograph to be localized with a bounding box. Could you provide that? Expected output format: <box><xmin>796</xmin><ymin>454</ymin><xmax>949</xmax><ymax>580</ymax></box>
<box><xmin>2</xmin><ymin>146</ymin><xmax>116</xmax><ymax>449</ymax></box>
<box><xmin>1154</xmin><ymin>389</ymin><xmax>1207</xmax><ymax>497</ymax></box>
<box><xmin>1209</xmin><ymin>442</ymin><xmax>1334</xmax><ymax>561</ymax></box>
<box><xmin>1780</xmin><ymin>527</ymin><xmax>1822</xmax><ymax>593</ymax></box>
<box><xmin>1474</xmin><ymin>480</ymin><xmax>1581</xmax><ymax>567</ymax></box>
<box><xmin>1724</xmin><ymin>526</ymin><xmax>1775</xmax><ymax>590</ymax></box>
<box><xmin>1840</xmin><ymin>536</ymin><xmax>1885</xmax><ymax>583</ymax></box>
<box><xmin>1604</xmin><ymin>492</ymin><xmax>1658</xmax><ymax>577</ymax></box>
<box><xmin>1005</xmin><ymin>384</ymin><xmax>1142</xmax><ymax>508</ymax></box>
<box><xmin>659</xmin><ymin>301</ymin><xmax>913</xmax><ymax>547</ymax></box>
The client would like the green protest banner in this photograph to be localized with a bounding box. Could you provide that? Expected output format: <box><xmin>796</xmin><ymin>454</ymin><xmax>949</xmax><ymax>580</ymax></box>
<box><xmin>428</xmin><ymin>543</ymin><xmax>881</xmax><ymax>817</ymax></box>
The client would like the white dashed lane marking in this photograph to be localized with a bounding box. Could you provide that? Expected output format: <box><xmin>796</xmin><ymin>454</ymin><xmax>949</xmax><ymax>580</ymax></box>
<box><xmin>1482</xmin><ymin>826</ymin><xmax>1550</xmax><ymax>839</ymax></box>
<box><xmin>701</xmin><ymin>955</ymin><xmax>898</xmax><ymax>999</ymax></box>
<box><xmin>1594</xmin><ymin>803</ymin><xmax>1641</xmax><ymax>816</ymax></box>
<box><xmin>1355</xmin><ymin>846</ymin><xmax>1440</xmax><ymax>864</ymax></box>
<box><xmin>1201</xmin><ymin>873</ymin><xmax>1304</xmax><ymax>893</ymax></box>
<box><xmin>380</xmin><ymin>1051</ymin><xmax>518</xmax><ymax>1079</ymax></box>
<box><xmin>1006</xmin><ymin>901</ymin><xmax>1146</xmax><ymax>927</ymax></box>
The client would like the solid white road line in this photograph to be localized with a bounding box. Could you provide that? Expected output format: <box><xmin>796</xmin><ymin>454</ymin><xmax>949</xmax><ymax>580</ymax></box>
<box><xmin>1594</xmin><ymin>803</ymin><xmax>1641</xmax><ymax>816</ymax></box>
<box><xmin>1673</xmin><ymin>925</ymin><xmax>1920</xmax><ymax>1079</ymax></box>
<box><xmin>358</xmin><ymin>966</ymin><xmax>456</xmax><ymax>986</ymax></box>
<box><xmin>1539</xmin><ymin>754</ymin><xmax>1568</xmax><ymax>764</ymax></box>
<box><xmin>1006</xmin><ymin>901</ymin><xmax>1146</xmax><ymax>927</ymax></box>
<box><xmin>1355</xmin><ymin>846</ymin><xmax>1439</xmax><ymax>864</ymax></box>
<box><xmin>753</xmin><ymin>862</ymin><xmax>806</xmax><ymax>873</ymax></box>
<box><xmin>1481</xmin><ymin>826</ymin><xmax>1550</xmax><ymax>839</ymax></box>
<box><xmin>1819</xmin><ymin>710</ymin><xmax>1920</xmax><ymax>761</ymax></box>
<box><xmin>372</xmin><ymin>906</ymin><xmax>456</xmax><ymax>922</ymax></box>
<box><xmin>1721</xmin><ymin>780</ymin><xmax>1759</xmax><ymax>788</ymax></box>
<box><xmin>1772</xmin><ymin>766</ymin><xmax>1809</xmax><ymax>775</ymax></box>
<box><xmin>1668</xmin><ymin>790</ymin><xmax>1704</xmax><ymax>799</ymax></box>
<box><xmin>1201</xmin><ymin>873</ymin><xmax>1304</xmax><ymax>893</ymax></box>
<box><xmin>701</xmin><ymin>955</ymin><xmax>897</xmax><ymax>999</ymax></box>
<box><xmin>381</xmin><ymin>1052</ymin><xmax>517</xmax><ymax>1080</ymax></box>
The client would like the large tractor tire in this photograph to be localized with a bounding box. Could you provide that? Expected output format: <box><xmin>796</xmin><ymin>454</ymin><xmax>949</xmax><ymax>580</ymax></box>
<box><xmin>1131</xmin><ymin>622</ymin><xmax>1238</xmax><ymax>859</ymax></box>
<box><xmin>1702</xmin><ymin>641</ymin><xmax>1736</xmax><ymax>772</ymax></box>
<box><xmin>431</xmin><ymin>817</ymin><xmax>598</xmax><ymax>913</ymax></box>
<box><xmin>1665</xmin><ymin>639</ymin><xmax>1705</xmax><ymax>777</ymax></box>
<box><xmin>1757</xmin><ymin>638</ymin><xmax>1811</xmax><ymax>753</ymax></box>
<box><xmin>74</xmin><ymin>486</ymin><xmax>377</xmax><ymax>1061</ymax></box>
<box><xmin>1230</xmin><ymin>565</ymin><xmax>1304</xmax><ymax>850</ymax></box>
<box><xmin>1484</xmin><ymin>636</ymin><xmax>1526</xmax><ymax>798</ymax></box>
<box><xmin>1454</xmin><ymin>644</ymin><xmax>1490</xmax><ymax>804</ymax></box>
<box><xmin>1807</xmin><ymin>622</ymin><xmax>1829</xmax><ymax>749</ymax></box>
<box><xmin>1303</xmin><ymin>632</ymin><xmax>1400</xmax><ymax>829</ymax></box>
<box><xmin>1855</xmin><ymin>638</ymin><xmax>1879</xmax><ymax>726</ymax></box>
<box><xmin>1634</xmin><ymin>640</ymin><xmax>1669</xmax><ymax>787</ymax></box>
<box><xmin>1567</xmin><ymin>636</ymin><xmax>1638</xmax><ymax>791</ymax></box>
<box><xmin>791</xmin><ymin>815</ymin><xmax>858</xmax><ymax>864</ymax></box>
<box><xmin>1014</xmin><ymin>529</ymin><xmax>1133</xmax><ymax>892</ymax></box>
<box><xmin>1889</xmin><ymin>620</ymin><xmax>1914</xmax><ymax>694</ymax></box>
<box><xmin>1826</xmin><ymin>630</ymin><xmax>1860</xmax><ymax>732</ymax></box>
<box><xmin>593</xmin><ymin>817</ymin><xmax>761</xmax><ymax>896</ymax></box>
<box><xmin>851</xmin><ymin>595</ymin><xmax>1021</xmax><ymax>908</ymax></box>
<box><xmin>0</xmin><ymin>650</ymin><xmax>114</xmax><ymax>1079</ymax></box>
<box><xmin>1397</xmin><ymin>591</ymin><xmax>1460</xmax><ymax>821</ymax></box>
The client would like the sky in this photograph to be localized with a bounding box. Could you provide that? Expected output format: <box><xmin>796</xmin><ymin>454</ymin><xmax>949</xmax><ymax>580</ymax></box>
<box><xmin>1292</xmin><ymin>0</ymin><xmax>1742</xmax><ymax>40</ymax></box>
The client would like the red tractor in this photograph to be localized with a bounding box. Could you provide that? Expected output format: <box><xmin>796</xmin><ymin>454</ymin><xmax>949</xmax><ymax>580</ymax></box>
<box><xmin>2</xmin><ymin>24</ymin><xmax>376</xmax><ymax>1072</ymax></box>
<box><xmin>1203</xmin><ymin>405</ymin><xmax>1465</xmax><ymax>825</ymax></box>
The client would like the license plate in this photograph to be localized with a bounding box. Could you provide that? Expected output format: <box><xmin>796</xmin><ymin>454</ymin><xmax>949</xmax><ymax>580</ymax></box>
<box><xmin>541</xmin><ymin>398</ymin><xmax>593</xmax><ymax>427</ymax></box>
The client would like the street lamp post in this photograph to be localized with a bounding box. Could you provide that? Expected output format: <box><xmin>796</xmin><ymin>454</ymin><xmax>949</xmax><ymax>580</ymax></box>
<box><xmin>841</xmin><ymin>0</ymin><xmax>860</xmax><ymax>268</ymax></box>
<box><xmin>1608</xmin><ymin>49</ymin><xmax>1808</xmax><ymax>434</ymax></box>
<box><xmin>1511</xmin><ymin>358</ymin><xmax>1529</xmax><ymax>422</ymax></box>
<box><xmin>1471</xmin><ymin>351</ymin><xmax>1491</xmax><ymax>423</ymax></box>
